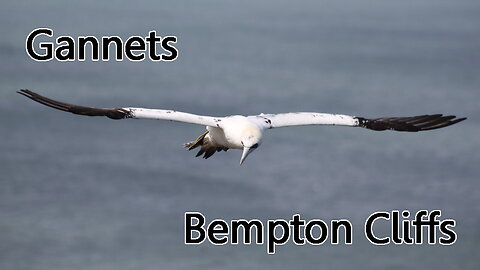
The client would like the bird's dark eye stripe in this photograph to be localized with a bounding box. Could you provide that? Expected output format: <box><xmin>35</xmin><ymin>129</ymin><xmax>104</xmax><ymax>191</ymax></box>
<box><xmin>251</xmin><ymin>143</ymin><xmax>258</xmax><ymax>149</ymax></box>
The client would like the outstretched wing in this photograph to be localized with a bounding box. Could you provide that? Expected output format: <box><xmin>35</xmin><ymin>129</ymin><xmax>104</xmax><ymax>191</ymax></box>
<box><xmin>253</xmin><ymin>112</ymin><xmax>465</xmax><ymax>131</ymax></box>
<box><xmin>17</xmin><ymin>89</ymin><xmax>223</xmax><ymax>127</ymax></box>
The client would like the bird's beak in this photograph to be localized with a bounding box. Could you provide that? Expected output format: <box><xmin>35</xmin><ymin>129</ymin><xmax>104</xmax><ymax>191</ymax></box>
<box><xmin>239</xmin><ymin>147</ymin><xmax>254</xmax><ymax>165</ymax></box>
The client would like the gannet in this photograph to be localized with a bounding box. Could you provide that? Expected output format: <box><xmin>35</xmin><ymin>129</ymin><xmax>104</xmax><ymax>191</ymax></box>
<box><xmin>17</xmin><ymin>89</ymin><xmax>466</xmax><ymax>164</ymax></box>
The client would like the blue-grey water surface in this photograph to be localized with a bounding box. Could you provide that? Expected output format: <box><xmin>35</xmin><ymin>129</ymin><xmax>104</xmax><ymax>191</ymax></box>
<box><xmin>1</xmin><ymin>0</ymin><xmax>479</xmax><ymax>269</ymax></box>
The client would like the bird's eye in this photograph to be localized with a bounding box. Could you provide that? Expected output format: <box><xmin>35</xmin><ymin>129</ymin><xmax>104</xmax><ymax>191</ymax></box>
<box><xmin>251</xmin><ymin>143</ymin><xmax>258</xmax><ymax>149</ymax></box>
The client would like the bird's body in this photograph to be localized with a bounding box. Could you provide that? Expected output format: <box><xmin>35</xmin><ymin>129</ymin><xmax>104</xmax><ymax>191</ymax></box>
<box><xmin>207</xmin><ymin>126</ymin><xmax>233</xmax><ymax>148</ymax></box>
<box><xmin>207</xmin><ymin>116</ymin><xmax>252</xmax><ymax>149</ymax></box>
<box><xmin>17</xmin><ymin>89</ymin><xmax>466</xmax><ymax>164</ymax></box>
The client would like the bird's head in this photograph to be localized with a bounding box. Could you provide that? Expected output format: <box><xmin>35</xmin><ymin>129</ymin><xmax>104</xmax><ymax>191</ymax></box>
<box><xmin>239</xmin><ymin>125</ymin><xmax>263</xmax><ymax>165</ymax></box>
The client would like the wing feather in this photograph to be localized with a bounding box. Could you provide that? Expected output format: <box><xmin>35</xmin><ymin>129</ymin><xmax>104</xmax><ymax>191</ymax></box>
<box><xmin>357</xmin><ymin>114</ymin><xmax>466</xmax><ymax>131</ymax></box>
<box><xmin>251</xmin><ymin>112</ymin><xmax>359</xmax><ymax>129</ymax></box>
<box><xmin>18</xmin><ymin>89</ymin><xmax>222</xmax><ymax>127</ymax></box>
<box><xmin>252</xmin><ymin>112</ymin><xmax>465</xmax><ymax>132</ymax></box>
<box><xmin>18</xmin><ymin>89</ymin><xmax>130</xmax><ymax>119</ymax></box>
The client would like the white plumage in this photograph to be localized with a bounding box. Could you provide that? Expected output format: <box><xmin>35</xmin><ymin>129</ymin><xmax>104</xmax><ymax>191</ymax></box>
<box><xmin>18</xmin><ymin>90</ymin><xmax>466</xmax><ymax>164</ymax></box>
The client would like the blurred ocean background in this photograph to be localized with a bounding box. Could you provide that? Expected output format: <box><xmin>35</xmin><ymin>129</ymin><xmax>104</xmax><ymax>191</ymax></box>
<box><xmin>1</xmin><ymin>0</ymin><xmax>479</xmax><ymax>269</ymax></box>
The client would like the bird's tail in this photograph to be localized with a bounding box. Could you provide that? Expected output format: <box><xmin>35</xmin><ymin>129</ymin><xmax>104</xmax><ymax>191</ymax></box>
<box><xmin>184</xmin><ymin>130</ymin><xmax>228</xmax><ymax>159</ymax></box>
<box><xmin>184</xmin><ymin>130</ymin><xmax>209</xmax><ymax>150</ymax></box>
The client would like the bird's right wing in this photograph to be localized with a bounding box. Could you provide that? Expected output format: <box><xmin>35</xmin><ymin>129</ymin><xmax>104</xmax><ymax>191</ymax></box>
<box><xmin>252</xmin><ymin>112</ymin><xmax>466</xmax><ymax>131</ymax></box>
<box><xmin>17</xmin><ymin>89</ymin><xmax>223</xmax><ymax>127</ymax></box>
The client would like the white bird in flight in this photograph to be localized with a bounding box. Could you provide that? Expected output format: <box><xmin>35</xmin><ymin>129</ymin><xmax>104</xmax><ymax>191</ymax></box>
<box><xmin>18</xmin><ymin>89</ymin><xmax>466</xmax><ymax>165</ymax></box>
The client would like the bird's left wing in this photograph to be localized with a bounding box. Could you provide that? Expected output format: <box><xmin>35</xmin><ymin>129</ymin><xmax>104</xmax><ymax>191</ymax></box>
<box><xmin>251</xmin><ymin>112</ymin><xmax>359</xmax><ymax>129</ymax></box>
<box><xmin>252</xmin><ymin>112</ymin><xmax>466</xmax><ymax>131</ymax></box>
<box><xmin>17</xmin><ymin>89</ymin><xmax>223</xmax><ymax>127</ymax></box>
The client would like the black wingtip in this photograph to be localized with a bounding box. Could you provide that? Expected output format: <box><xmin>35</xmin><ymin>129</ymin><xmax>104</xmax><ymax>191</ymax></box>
<box><xmin>17</xmin><ymin>89</ymin><xmax>131</xmax><ymax>120</ymax></box>
<box><xmin>17</xmin><ymin>89</ymin><xmax>33</xmax><ymax>98</ymax></box>
<box><xmin>358</xmin><ymin>114</ymin><xmax>466</xmax><ymax>132</ymax></box>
